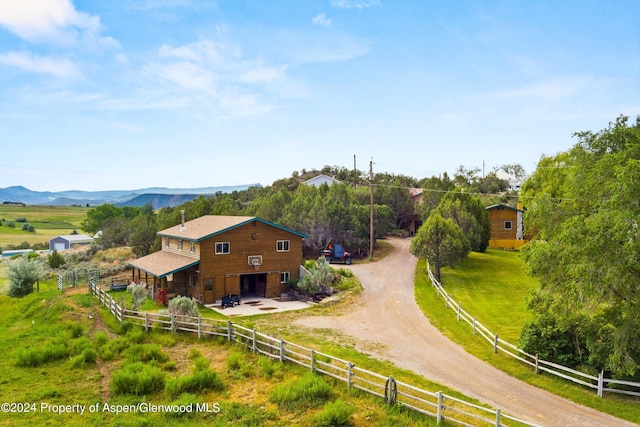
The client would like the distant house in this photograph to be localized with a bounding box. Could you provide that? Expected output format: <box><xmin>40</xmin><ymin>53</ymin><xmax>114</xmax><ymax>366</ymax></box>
<box><xmin>407</xmin><ymin>188</ymin><xmax>424</xmax><ymax>236</ymax></box>
<box><xmin>128</xmin><ymin>214</ymin><xmax>308</xmax><ymax>305</ymax></box>
<box><xmin>304</xmin><ymin>174</ymin><xmax>340</xmax><ymax>187</ymax></box>
<box><xmin>495</xmin><ymin>171</ymin><xmax>522</xmax><ymax>192</ymax></box>
<box><xmin>49</xmin><ymin>234</ymin><xmax>94</xmax><ymax>251</ymax></box>
<box><xmin>486</xmin><ymin>203</ymin><xmax>529</xmax><ymax>250</ymax></box>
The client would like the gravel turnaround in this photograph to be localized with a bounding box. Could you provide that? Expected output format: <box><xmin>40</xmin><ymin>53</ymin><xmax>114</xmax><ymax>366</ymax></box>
<box><xmin>295</xmin><ymin>238</ymin><xmax>637</xmax><ymax>427</ymax></box>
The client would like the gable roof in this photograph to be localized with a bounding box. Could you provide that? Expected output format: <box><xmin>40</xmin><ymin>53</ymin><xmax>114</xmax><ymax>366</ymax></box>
<box><xmin>51</xmin><ymin>234</ymin><xmax>93</xmax><ymax>242</ymax></box>
<box><xmin>303</xmin><ymin>174</ymin><xmax>340</xmax><ymax>187</ymax></box>
<box><xmin>128</xmin><ymin>251</ymin><xmax>200</xmax><ymax>278</ymax></box>
<box><xmin>486</xmin><ymin>203</ymin><xmax>524</xmax><ymax>212</ymax></box>
<box><xmin>158</xmin><ymin>215</ymin><xmax>307</xmax><ymax>241</ymax></box>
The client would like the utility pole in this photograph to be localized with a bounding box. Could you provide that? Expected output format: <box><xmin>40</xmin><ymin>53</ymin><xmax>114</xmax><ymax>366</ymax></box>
<box><xmin>369</xmin><ymin>159</ymin><xmax>374</xmax><ymax>260</ymax></box>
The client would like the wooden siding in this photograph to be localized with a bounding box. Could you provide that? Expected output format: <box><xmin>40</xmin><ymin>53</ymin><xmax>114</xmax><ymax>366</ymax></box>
<box><xmin>488</xmin><ymin>206</ymin><xmax>519</xmax><ymax>240</ymax></box>
<box><xmin>197</xmin><ymin>220</ymin><xmax>304</xmax><ymax>302</ymax></box>
<box><xmin>163</xmin><ymin>237</ymin><xmax>200</xmax><ymax>259</ymax></box>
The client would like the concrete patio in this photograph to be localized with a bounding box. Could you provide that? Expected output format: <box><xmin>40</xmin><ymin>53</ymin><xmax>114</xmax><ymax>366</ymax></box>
<box><xmin>205</xmin><ymin>295</ymin><xmax>312</xmax><ymax>317</ymax></box>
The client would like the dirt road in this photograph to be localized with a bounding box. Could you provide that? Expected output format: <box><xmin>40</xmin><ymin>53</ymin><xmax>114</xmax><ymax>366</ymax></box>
<box><xmin>295</xmin><ymin>238</ymin><xmax>637</xmax><ymax>427</ymax></box>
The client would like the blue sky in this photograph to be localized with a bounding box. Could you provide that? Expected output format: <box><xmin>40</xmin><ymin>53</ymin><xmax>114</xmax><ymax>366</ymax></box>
<box><xmin>1</xmin><ymin>0</ymin><xmax>638</xmax><ymax>192</ymax></box>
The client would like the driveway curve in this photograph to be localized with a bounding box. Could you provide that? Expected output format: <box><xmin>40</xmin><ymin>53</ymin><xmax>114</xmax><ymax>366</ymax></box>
<box><xmin>295</xmin><ymin>237</ymin><xmax>637</xmax><ymax>427</ymax></box>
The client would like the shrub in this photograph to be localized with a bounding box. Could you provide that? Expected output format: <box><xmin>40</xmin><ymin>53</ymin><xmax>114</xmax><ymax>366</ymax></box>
<box><xmin>70</xmin><ymin>348</ymin><xmax>98</xmax><ymax>369</ymax></box>
<box><xmin>7</xmin><ymin>256</ymin><xmax>46</xmax><ymax>297</ymax></box>
<box><xmin>16</xmin><ymin>341</ymin><xmax>69</xmax><ymax>367</ymax></box>
<box><xmin>164</xmin><ymin>369</ymin><xmax>223</xmax><ymax>398</ymax></box>
<box><xmin>111</xmin><ymin>362</ymin><xmax>165</xmax><ymax>395</ymax></box>
<box><xmin>127</xmin><ymin>283</ymin><xmax>148</xmax><ymax>310</ymax></box>
<box><xmin>270</xmin><ymin>372</ymin><xmax>331</xmax><ymax>409</ymax></box>
<box><xmin>125</xmin><ymin>343</ymin><xmax>169</xmax><ymax>363</ymax></box>
<box><xmin>93</xmin><ymin>331</ymin><xmax>109</xmax><ymax>348</ymax></box>
<box><xmin>162</xmin><ymin>296</ymin><xmax>199</xmax><ymax>317</ymax></box>
<box><xmin>313</xmin><ymin>399</ymin><xmax>355</xmax><ymax>427</ymax></box>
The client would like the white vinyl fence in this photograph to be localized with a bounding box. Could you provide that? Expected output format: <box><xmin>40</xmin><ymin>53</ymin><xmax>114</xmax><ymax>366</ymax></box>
<box><xmin>89</xmin><ymin>280</ymin><xmax>539</xmax><ymax>427</ymax></box>
<box><xmin>425</xmin><ymin>261</ymin><xmax>640</xmax><ymax>399</ymax></box>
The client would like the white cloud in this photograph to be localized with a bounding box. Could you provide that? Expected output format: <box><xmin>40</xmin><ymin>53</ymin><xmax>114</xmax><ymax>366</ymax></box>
<box><xmin>0</xmin><ymin>0</ymin><xmax>117</xmax><ymax>48</ymax></box>
<box><xmin>331</xmin><ymin>0</ymin><xmax>380</xmax><ymax>9</ymax></box>
<box><xmin>312</xmin><ymin>13</ymin><xmax>332</xmax><ymax>27</ymax></box>
<box><xmin>0</xmin><ymin>51</ymin><xmax>81</xmax><ymax>78</ymax></box>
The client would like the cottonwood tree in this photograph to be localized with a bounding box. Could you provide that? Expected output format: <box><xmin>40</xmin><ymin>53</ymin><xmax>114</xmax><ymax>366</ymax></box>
<box><xmin>410</xmin><ymin>214</ymin><xmax>470</xmax><ymax>282</ymax></box>
<box><xmin>520</xmin><ymin>115</ymin><xmax>640</xmax><ymax>377</ymax></box>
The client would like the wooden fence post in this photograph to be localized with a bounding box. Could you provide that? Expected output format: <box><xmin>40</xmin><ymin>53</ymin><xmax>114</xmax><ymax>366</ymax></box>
<box><xmin>457</xmin><ymin>304</ymin><xmax>461</xmax><ymax>321</ymax></box>
<box><xmin>445</xmin><ymin>294</ymin><xmax>449</xmax><ymax>309</ymax></box>
<box><xmin>145</xmin><ymin>313</ymin><xmax>149</xmax><ymax>332</ymax></box>
<box><xmin>436</xmin><ymin>391</ymin><xmax>443</xmax><ymax>423</ymax></box>
<box><xmin>198</xmin><ymin>315</ymin><xmax>202</xmax><ymax>339</ymax></box>
<box><xmin>119</xmin><ymin>305</ymin><xmax>123</xmax><ymax>328</ymax></box>
<box><xmin>252</xmin><ymin>329</ymin><xmax>257</xmax><ymax>353</ymax></box>
<box><xmin>495</xmin><ymin>408</ymin><xmax>501</xmax><ymax>426</ymax></box>
<box><xmin>535</xmin><ymin>354</ymin><xmax>539</xmax><ymax>374</ymax></box>
<box><xmin>598</xmin><ymin>370</ymin><xmax>604</xmax><ymax>398</ymax></box>
<box><xmin>310</xmin><ymin>350</ymin><xmax>315</xmax><ymax>372</ymax></box>
<box><xmin>472</xmin><ymin>318</ymin><xmax>477</xmax><ymax>335</ymax></box>
<box><xmin>493</xmin><ymin>334</ymin><xmax>499</xmax><ymax>353</ymax></box>
<box><xmin>171</xmin><ymin>313</ymin><xmax>176</xmax><ymax>333</ymax></box>
<box><xmin>347</xmin><ymin>362</ymin><xmax>353</xmax><ymax>389</ymax></box>
<box><xmin>227</xmin><ymin>321</ymin><xmax>233</xmax><ymax>342</ymax></box>
<box><xmin>279</xmin><ymin>340</ymin><xmax>285</xmax><ymax>363</ymax></box>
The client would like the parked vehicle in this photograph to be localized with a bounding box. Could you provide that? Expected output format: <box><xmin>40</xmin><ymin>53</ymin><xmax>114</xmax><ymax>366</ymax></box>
<box><xmin>322</xmin><ymin>240</ymin><xmax>352</xmax><ymax>265</ymax></box>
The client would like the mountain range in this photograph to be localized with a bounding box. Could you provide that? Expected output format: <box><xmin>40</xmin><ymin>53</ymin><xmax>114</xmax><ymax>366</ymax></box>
<box><xmin>0</xmin><ymin>185</ymin><xmax>259</xmax><ymax>209</ymax></box>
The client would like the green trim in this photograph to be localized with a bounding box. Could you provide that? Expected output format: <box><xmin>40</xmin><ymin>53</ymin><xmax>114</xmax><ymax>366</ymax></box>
<box><xmin>193</xmin><ymin>217</ymin><xmax>308</xmax><ymax>242</ymax></box>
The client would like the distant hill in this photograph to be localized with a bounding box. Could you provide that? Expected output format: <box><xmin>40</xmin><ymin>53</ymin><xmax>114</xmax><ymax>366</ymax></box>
<box><xmin>0</xmin><ymin>184</ymin><xmax>260</xmax><ymax>209</ymax></box>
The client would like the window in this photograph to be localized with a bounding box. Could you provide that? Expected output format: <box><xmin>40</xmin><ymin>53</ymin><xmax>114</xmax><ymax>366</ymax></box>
<box><xmin>178</xmin><ymin>240</ymin><xmax>183</xmax><ymax>251</ymax></box>
<box><xmin>504</xmin><ymin>221</ymin><xmax>513</xmax><ymax>230</ymax></box>
<box><xmin>190</xmin><ymin>242</ymin><xmax>196</xmax><ymax>254</ymax></box>
<box><xmin>164</xmin><ymin>236</ymin><xmax>170</xmax><ymax>248</ymax></box>
<box><xmin>205</xmin><ymin>278</ymin><xmax>213</xmax><ymax>291</ymax></box>
<box><xmin>215</xmin><ymin>242</ymin><xmax>230</xmax><ymax>254</ymax></box>
<box><xmin>276</xmin><ymin>240</ymin><xmax>290</xmax><ymax>252</ymax></box>
<box><xmin>189</xmin><ymin>274</ymin><xmax>196</xmax><ymax>287</ymax></box>
<box><xmin>280</xmin><ymin>272</ymin><xmax>290</xmax><ymax>284</ymax></box>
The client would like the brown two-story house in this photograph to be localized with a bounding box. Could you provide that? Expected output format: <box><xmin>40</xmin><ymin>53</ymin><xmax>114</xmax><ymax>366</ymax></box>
<box><xmin>128</xmin><ymin>214</ymin><xmax>307</xmax><ymax>304</ymax></box>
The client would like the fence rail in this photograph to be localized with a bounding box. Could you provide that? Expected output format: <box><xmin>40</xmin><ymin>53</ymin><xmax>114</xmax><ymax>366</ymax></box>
<box><xmin>426</xmin><ymin>262</ymin><xmax>640</xmax><ymax>398</ymax></box>
<box><xmin>89</xmin><ymin>281</ymin><xmax>539</xmax><ymax>427</ymax></box>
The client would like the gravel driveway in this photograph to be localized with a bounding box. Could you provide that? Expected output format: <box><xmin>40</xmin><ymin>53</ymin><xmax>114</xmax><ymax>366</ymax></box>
<box><xmin>295</xmin><ymin>237</ymin><xmax>637</xmax><ymax>427</ymax></box>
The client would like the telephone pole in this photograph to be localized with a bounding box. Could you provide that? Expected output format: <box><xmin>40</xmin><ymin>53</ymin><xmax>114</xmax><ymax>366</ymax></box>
<box><xmin>369</xmin><ymin>159</ymin><xmax>374</xmax><ymax>260</ymax></box>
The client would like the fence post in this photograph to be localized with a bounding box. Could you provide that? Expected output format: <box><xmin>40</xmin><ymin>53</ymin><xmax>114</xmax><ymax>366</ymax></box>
<box><xmin>493</xmin><ymin>334</ymin><xmax>499</xmax><ymax>353</ymax></box>
<box><xmin>310</xmin><ymin>350</ymin><xmax>315</xmax><ymax>372</ymax></box>
<box><xmin>598</xmin><ymin>370</ymin><xmax>604</xmax><ymax>398</ymax></box>
<box><xmin>171</xmin><ymin>313</ymin><xmax>176</xmax><ymax>333</ymax></box>
<box><xmin>119</xmin><ymin>305</ymin><xmax>123</xmax><ymax>328</ymax></box>
<box><xmin>279</xmin><ymin>340</ymin><xmax>285</xmax><ymax>363</ymax></box>
<box><xmin>457</xmin><ymin>304</ymin><xmax>461</xmax><ymax>321</ymax></box>
<box><xmin>227</xmin><ymin>321</ymin><xmax>233</xmax><ymax>342</ymax></box>
<box><xmin>252</xmin><ymin>329</ymin><xmax>257</xmax><ymax>353</ymax></box>
<box><xmin>495</xmin><ymin>408</ymin><xmax>501</xmax><ymax>427</ymax></box>
<box><xmin>535</xmin><ymin>354</ymin><xmax>539</xmax><ymax>374</ymax></box>
<box><xmin>145</xmin><ymin>313</ymin><xmax>149</xmax><ymax>332</ymax></box>
<box><xmin>472</xmin><ymin>318</ymin><xmax>477</xmax><ymax>335</ymax></box>
<box><xmin>436</xmin><ymin>391</ymin><xmax>443</xmax><ymax>423</ymax></box>
<box><xmin>198</xmin><ymin>315</ymin><xmax>202</xmax><ymax>339</ymax></box>
<box><xmin>347</xmin><ymin>362</ymin><xmax>353</xmax><ymax>389</ymax></box>
<box><xmin>445</xmin><ymin>294</ymin><xmax>449</xmax><ymax>309</ymax></box>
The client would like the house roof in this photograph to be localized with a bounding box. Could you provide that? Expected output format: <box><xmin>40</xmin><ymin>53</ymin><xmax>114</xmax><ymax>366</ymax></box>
<box><xmin>486</xmin><ymin>203</ymin><xmax>524</xmax><ymax>212</ymax></box>
<box><xmin>128</xmin><ymin>251</ymin><xmax>200</xmax><ymax>278</ymax></box>
<box><xmin>303</xmin><ymin>174</ymin><xmax>340</xmax><ymax>187</ymax></box>
<box><xmin>51</xmin><ymin>234</ymin><xmax>93</xmax><ymax>242</ymax></box>
<box><xmin>158</xmin><ymin>215</ymin><xmax>308</xmax><ymax>241</ymax></box>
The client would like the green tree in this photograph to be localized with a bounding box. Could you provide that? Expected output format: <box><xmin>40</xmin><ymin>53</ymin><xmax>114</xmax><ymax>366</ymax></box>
<box><xmin>81</xmin><ymin>204</ymin><xmax>122</xmax><ymax>234</ymax></box>
<box><xmin>47</xmin><ymin>250</ymin><xmax>66</xmax><ymax>269</ymax></box>
<box><xmin>410</xmin><ymin>214</ymin><xmax>470</xmax><ymax>282</ymax></box>
<box><xmin>433</xmin><ymin>193</ymin><xmax>491</xmax><ymax>252</ymax></box>
<box><xmin>129</xmin><ymin>204</ymin><xmax>158</xmax><ymax>257</ymax></box>
<box><xmin>7</xmin><ymin>256</ymin><xmax>47</xmax><ymax>297</ymax></box>
<box><xmin>520</xmin><ymin>115</ymin><xmax>640</xmax><ymax>377</ymax></box>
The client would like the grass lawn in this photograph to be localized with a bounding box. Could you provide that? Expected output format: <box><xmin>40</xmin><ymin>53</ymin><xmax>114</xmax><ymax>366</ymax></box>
<box><xmin>0</xmin><ymin>205</ymin><xmax>89</xmax><ymax>248</ymax></box>
<box><xmin>414</xmin><ymin>250</ymin><xmax>640</xmax><ymax>424</ymax></box>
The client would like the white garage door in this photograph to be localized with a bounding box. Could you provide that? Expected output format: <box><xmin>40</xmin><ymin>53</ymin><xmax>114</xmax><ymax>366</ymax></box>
<box><xmin>54</xmin><ymin>243</ymin><xmax>66</xmax><ymax>251</ymax></box>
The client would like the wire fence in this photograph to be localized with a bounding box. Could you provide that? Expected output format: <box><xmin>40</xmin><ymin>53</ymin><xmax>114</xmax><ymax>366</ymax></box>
<box><xmin>88</xmin><ymin>280</ymin><xmax>540</xmax><ymax>427</ymax></box>
<box><xmin>425</xmin><ymin>261</ymin><xmax>640</xmax><ymax>399</ymax></box>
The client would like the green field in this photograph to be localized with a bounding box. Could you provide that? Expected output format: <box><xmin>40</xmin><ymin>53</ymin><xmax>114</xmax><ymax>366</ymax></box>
<box><xmin>415</xmin><ymin>250</ymin><xmax>640</xmax><ymax>424</ymax></box>
<box><xmin>0</xmin><ymin>205</ymin><xmax>89</xmax><ymax>248</ymax></box>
